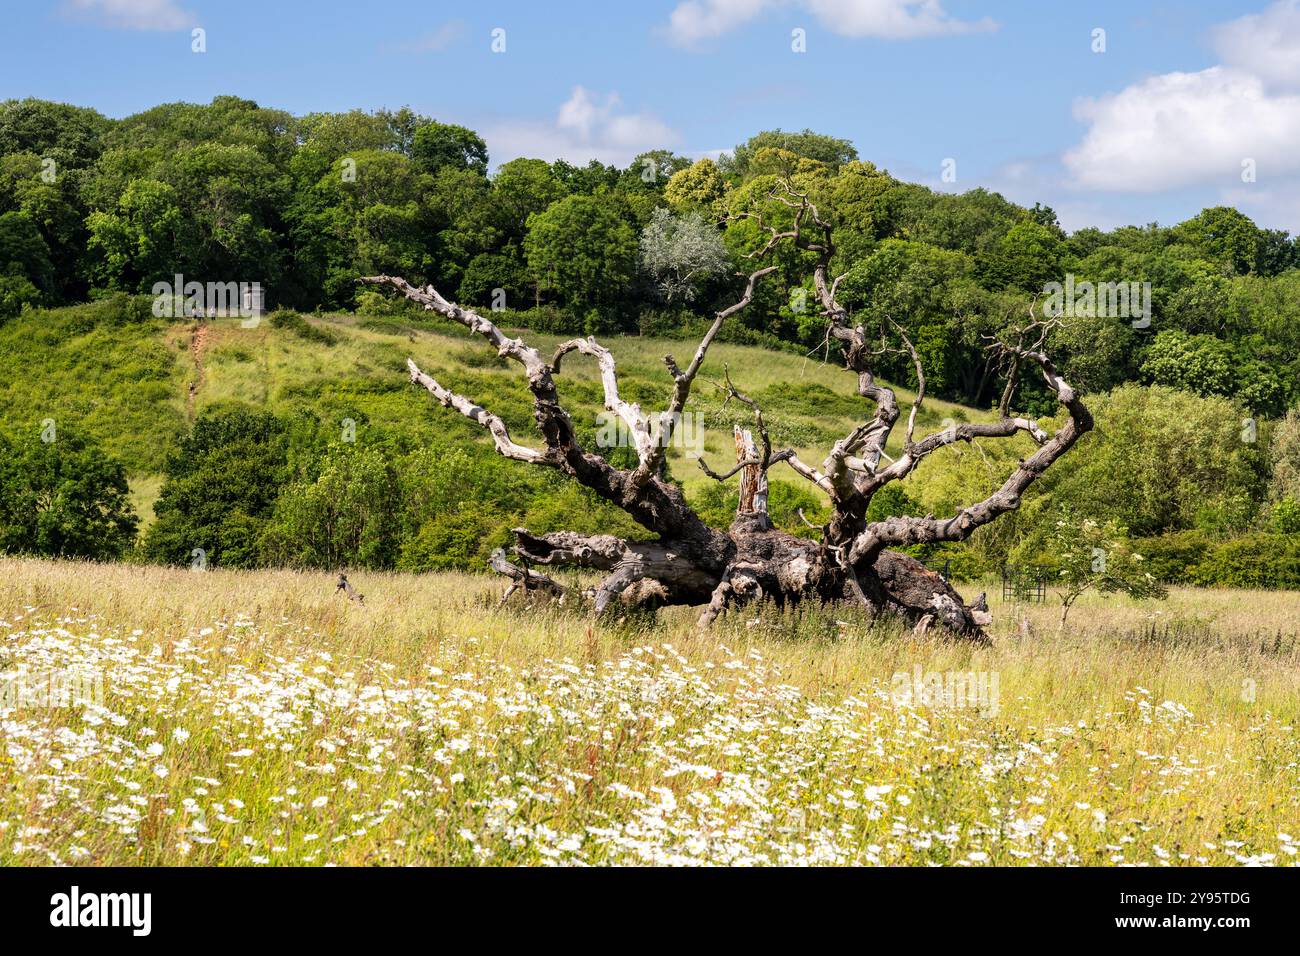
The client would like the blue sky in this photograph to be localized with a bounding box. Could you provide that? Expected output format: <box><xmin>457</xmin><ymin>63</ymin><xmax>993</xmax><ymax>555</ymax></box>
<box><xmin>3</xmin><ymin>1</ymin><xmax>1298</xmax><ymax>233</ymax></box>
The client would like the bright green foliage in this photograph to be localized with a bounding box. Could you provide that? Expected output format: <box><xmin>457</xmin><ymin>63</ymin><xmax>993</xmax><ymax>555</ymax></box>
<box><xmin>1140</xmin><ymin>330</ymin><xmax>1286</xmax><ymax>416</ymax></box>
<box><xmin>620</xmin><ymin>150</ymin><xmax>692</xmax><ymax>192</ymax></box>
<box><xmin>0</xmin><ymin>296</ymin><xmax>181</xmax><ymax>471</ymax></box>
<box><xmin>550</xmin><ymin>158</ymin><xmax>619</xmax><ymax>194</ymax></box>
<box><xmin>1140</xmin><ymin>330</ymin><xmax>1238</xmax><ymax>397</ymax></box>
<box><xmin>0</xmin><ymin>273</ymin><xmax>41</xmax><ymax>317</ymax></box>
<box><xmin>411</xmin><ymin>122</ymin><xmax>488</xmax><ymax>176</ymax></box>
<box><xmin>260</xmin><ymin>444</ymin><xmax>400</xmax><ymax>569</ymax></box>
<box><xmin>1267</xmin><ymin>407</ymin><xmax>1300</xmax><ymax>504</ymax></box>
<box><xmin>691</xmin><ymin>479</ymin><xmax>828</xmax><ymax>537</ymax></box>
<box><xmin>725</xmin><ymin>129</ymin><xmax>858</xmax><ymax>179</ymax></box>
<box><xmin>1191</xmin><ymin>533</ymin><xmax>1300</xmax><ymax>589</ymax></box>
<box><xmin>143</xmin><ymin>409</ymin><xmax>290</xmax><ymax>569</ymax></box>
<box><xmin>85</xmin><ymin>179</ymin><xmax>183</xmax><ymax>290</ymax></box>
<box><xmin>1029</xmin><ymin>386</ymin><xmax>1269</xmax><ymax>538</ymax></box>
<box><xmin>865</xmin><ymin>484</ymin><xmax>920</xmax><ymax>524</ymax></box>
<box><xmin>664</xmin><ymin>158</ymin><xmax>727</xmax><ymax>214</ymax></box>
<box><xmin>0</xmin><ymin>427</ymin><xmax>137</xmax><ymax>560</ymax></box>
<box><xmin>0</xmin><ymin>98</ymin><xmax>111</xmax><ymax>168</ymax></box>
<box><xmin>1171</xmin><ymin>206</ymin><xmax>1268</xmax><ymax>275</ymax></box>
<box><xmin>288</xmin><ymin>150</ymin><xmax>436</xmax><ymax>305</ymax></box>
<box><xmin>1030</xmin><ymin>508</ymin><xmax>1167</xmax><ymax>629</ymax></box>
<box><xmin>1272</xmin><ymin>499</ymin><xmax>1300</xmax><ymax>534</ymax></box>
<box><xmin>524</xmin><ymin>193</ymin><xmax>639</xmax><ymax>325</ymax></box>
<box><xmin>978</xmin><ymin>219</ymin><xmax>1064</xmax><ymax>291</ymax></box>
<box><xmin>0</xmin><ymin>210</ymin><xmax>54</xmax><ymax>300</ymax></box>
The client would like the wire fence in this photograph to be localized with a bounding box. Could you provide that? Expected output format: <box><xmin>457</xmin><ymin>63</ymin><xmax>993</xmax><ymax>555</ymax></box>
<box><xmin>1001</xmin><ymin>564</ymin><xmax>1050</xmax><ymax>603</ymax></box>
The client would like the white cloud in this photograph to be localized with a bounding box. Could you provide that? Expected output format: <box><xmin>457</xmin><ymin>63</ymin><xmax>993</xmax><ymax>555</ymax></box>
<box><xmin>62</xmin><ymin>0</ymin><xmax>193</xmax><ymax>30</ymax></box>
<box><xmin>668</xmin><ymin>0</ymin><xmax>769</xmax><ymax>44</ymax></box>
<box><xmin>1212</xmin><ymin>0</ymin><xmax>1300</xmax><ymax>89</ymax></box>
<box><xmin>805</xmin><ymin>0</ymin><xmax>995</xmax><ymax>39</ymax></box>
<box><xmin>666</xmin><ymin>0</ymin><xmax>995</xmax><ymax>47</ymax></box>
<box><xmin>399</xmin><ymin>20</ymin><xmax>467</xmax><ymax>54</ymax></box>
<box><xmin>1064</xmin><ymin>2</ymin><xmax>1300</xmax><ymax>194</ymax></box>
<box><xmin>1064</xmin><ymin>67</ymin><xmax>1300</xmax><ymax>192</ymax></box>
<box><xmin>484</xmin><ymin>88</ymin><xmax>677</xmax><ymax>169</ymax></box>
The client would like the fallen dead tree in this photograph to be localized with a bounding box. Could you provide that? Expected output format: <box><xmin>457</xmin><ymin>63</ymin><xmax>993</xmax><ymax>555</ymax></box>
<box><xmin>361</xmin><ymin>182</ymin><xmax>1090</xmax><ymax>638</ymax></box>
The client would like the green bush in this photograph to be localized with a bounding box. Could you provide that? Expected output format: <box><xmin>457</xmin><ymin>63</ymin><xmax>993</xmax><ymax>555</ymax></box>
<box><xmin>259</xmin><ymin>443</ymin><xmax>400</xmax><ymax>569</ymax></box>
<box><xmin>865</xmin><ymin>484</ymin><xmax>920</xmax><ymax>524</ymax></box>
<box><xmin>0</xmin><ymin>273</ymin><xmax>41</xmax><ymax>318</ymax></box>
<box><xmin>927</xmin><ymin>544</ymin><xmax>991</xmax><ymax>582</ymax></box>
<box><xmin>1191</xmin><ymin>533</ymin><xmax>1300</xmax><ymax>589</ymax></box>
<box><xmin>513</xmin><ymin>305</ymin><xmax>580</xmax><ymax>335</ymax></box>
<box><xmin>268</xmin><ymin>308</ymin><xmax>338</xmax><ymax>345</ymax></box>
<box><xmin>690</xmin><ymin>478</ymin><xmax>827</xmax><ymax>537</ymax></box>
<box><xmin>398</xmin><ymin>510</ymin><xmax>514</xmax><ymax>572</ymax></box>
<box><xmin>0</xmin><ymin>427</ymin><xmax>138</xmax><ymax>559</ymax></box>
<box><xmin>355</xmin><ymin>288</ymin><xmax>426</xmax><ymax>317</ymax></box>
<box><xmin>1271</xmin><ymin>498</ymin><xmax>1300</xmax><ymax>534</ymax></box>
<box><xmin>143</xmin><ymin>408</ymin><xmax>289</xmax><ymax>568</ymax></box>
<box><xmin>1129</xmin><ymin>531</ymin><xmax>1212</xmax><ymax>584</ymax></box>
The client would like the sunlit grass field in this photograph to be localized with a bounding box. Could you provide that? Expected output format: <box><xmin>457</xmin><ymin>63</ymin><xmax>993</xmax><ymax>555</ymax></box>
<box><xmin>1</xmin><ymin>303</ymin><xmax>1019</xmax><ymax>553</ymax></box>
<box><xmin>2</xmin><ymin>557</ymin><xmax>1297</xmax><ymax>866</ymax></box>
<box><xmin>157</xmin><ymin>312</ymin><xmax>995</xmax><ymax>515</ymax></box>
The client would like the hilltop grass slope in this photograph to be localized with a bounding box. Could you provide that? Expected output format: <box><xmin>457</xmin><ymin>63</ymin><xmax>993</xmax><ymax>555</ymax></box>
<box><xmin>0</xmin><ymin>301</ymin><xmax>993</xmax><ymax>526</ymax></box>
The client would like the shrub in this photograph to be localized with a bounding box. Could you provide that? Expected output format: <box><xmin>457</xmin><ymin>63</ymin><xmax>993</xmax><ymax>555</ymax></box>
<box><xmin>1272</xmin><ymin>498</ymin><xmax>1300</xmax><ymax>534</ymax></box>
<box><xmin>865</xmin><ymin>484</ymin><xmax>920</xmax><ymax>524</ymax></box>
<box><xmin>259</xmin><ymin>444</ymin><xmax>401</xmax><ymax>569</ymax></box>
<box><xmin>1030</xmin><ymin>509</ymin><xmax>1168</xmax><ymax>629</ymax></box>
<box><xmin>1129</xmin><ymin>531</ymin><xmax>1212</xmax><ymax>584</ymax></box>
<box><xmin>0</xmin><ymin>273</ymin><xmax>41</xmax><ymax>318</ymax></box>
<box><xmin>690</xmin><ymin>479</ymin><xmax>827</xmax><ymax>537</ymax></box>
<box><xmin>1191</xmin><ymin>533</ymin><xmax>1300</xmax><ymax>589</ymax></box>
<box><xmin>269</xmin><ymin>308</ymin><xmax>338</xmax><ymax>345</ymax></box>
<box><xmin>902</xmin><ymin>542</ymin><xmax>991</xmax><ymax>582</ymax></box>
<box><xmin>506</xmin><ymin>305</ymin><xmax>579</xmax><ymax>335</ymax></box>
<box><xmin>143</xmin><ymin>409</ymin><xmax>289</xmax><ymax>568</ymax></box>
<box><xmin>1027</xmin><ymin>385</ymin><xmax>1269</xmax><ymax>538</ymax></box>
<box><xmin>355</xmin><ymin>288</ymin><xmax>425</xmax><ymax>317</ymax></box>
<box><xmin>398</xmin><ymin>510</ymin><xmax>514</xmax><ymax>572</ymax></box>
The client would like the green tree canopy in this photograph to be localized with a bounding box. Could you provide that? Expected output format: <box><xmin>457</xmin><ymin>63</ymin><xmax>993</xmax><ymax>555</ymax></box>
<box><xmin>725</xmin><ymin>129</ymin><xmax>858</xmax><ymax>179</ymax></box>
<box><xmin>412</xmin><ymin>121</ymin><xmax>489</xmax><ymax>176</ymax></box>
<box><xmin>523</xmin><ymin>193</ymin><xmax>639</xmax><ymax>328</ymax></box>
<box><xmin>0</xmin><ymin>427</ymin><xmax>137</xmax><ymax>560</ymax></box>
<box><xmin>143</xmin><ymin>409</ymin><xmax>290</xmax><ymax>569</ymax></box>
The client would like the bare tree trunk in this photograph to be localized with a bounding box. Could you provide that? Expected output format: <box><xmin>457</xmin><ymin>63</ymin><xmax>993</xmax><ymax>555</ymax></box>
<box><xmin>1058</xmin><ymin>599</ymin><xmax>1071</xmax><ymax>633</ymax></box>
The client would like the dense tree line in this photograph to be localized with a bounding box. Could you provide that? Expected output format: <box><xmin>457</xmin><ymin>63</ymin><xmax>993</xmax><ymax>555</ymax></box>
<box><xmin>2</xmin><ymin>95</ymin><xmax>1299</xmax><ymax>586</ymax></box>
<box><xmin>4</xmin><ymin>95</ymin><xmax>1298</xmax><ymax>415</ymax></box>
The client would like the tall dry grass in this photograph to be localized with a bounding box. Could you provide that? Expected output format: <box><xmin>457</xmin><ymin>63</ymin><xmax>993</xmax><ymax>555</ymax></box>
<box><xmin>2</xmin><ymin>557</ymin><xmax>1297</xmax><ymax>866</ymax></box>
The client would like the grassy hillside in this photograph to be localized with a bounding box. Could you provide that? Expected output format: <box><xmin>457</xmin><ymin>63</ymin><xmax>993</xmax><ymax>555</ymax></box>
<box><xmin>2</xmin><ymin>557</ymin><xmax>1297</xmax><ymax>866</ymax></box>
<box><xmin>0</xmin><ymin>299</ymin><xmax>996</xmax><ymax>529</ymax></box>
